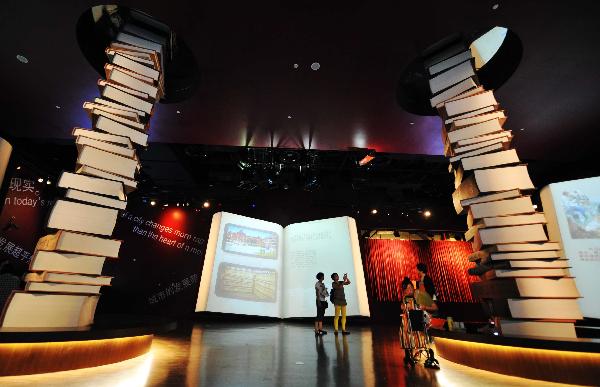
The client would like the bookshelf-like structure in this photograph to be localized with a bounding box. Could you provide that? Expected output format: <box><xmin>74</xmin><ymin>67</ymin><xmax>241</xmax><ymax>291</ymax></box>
<box><xmin>0</xmin><ymin>23</ymin><xmax>165</xmax><ymax>328</ymax></box>
<box><xmin>425</xmin><ymin>48</ymin><xmax>583</xmax><ymax>338</ymax></box>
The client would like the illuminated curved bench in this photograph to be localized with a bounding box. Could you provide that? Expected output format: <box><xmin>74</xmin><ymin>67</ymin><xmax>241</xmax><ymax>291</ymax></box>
<box><xmin>431</xmin><ymin>329</ymin><xmax>600</xmax><ymax>386</ymax></box>
<box><xmin>0</xmin><ymin>318</ymin><xmax>175</xmax><ymax>376</ymax></box>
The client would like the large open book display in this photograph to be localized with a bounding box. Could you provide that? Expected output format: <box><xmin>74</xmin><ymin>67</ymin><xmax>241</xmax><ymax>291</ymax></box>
<box><xmin>426</xmin><ymin>47</ymin><xmax>583</xmax><ymax>338</ymax></box>
<box><xmin>196</xmin><ymin>212</ymin><xmax>370</xmax><ymax>318</ymax></box>
<box><xmin>0</xmin><ymin>22</ymin><xmax>165</xmax><ymax>329</ymax></box>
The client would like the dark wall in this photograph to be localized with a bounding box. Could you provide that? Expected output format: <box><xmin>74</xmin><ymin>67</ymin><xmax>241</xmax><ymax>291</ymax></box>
<box><xmin>0</xmin><ymin>168</ymin><xmax>57</xmax><ymax>276</ymax></box>
<box><xmin>99</xmin><ymin>202</ymin><xmax>212</xmax><ymax>315</ymax></box>
<box><xmin>0</xmin><ymin>163</ymin><xmax>214</xmax><ymax>316</ymax></box>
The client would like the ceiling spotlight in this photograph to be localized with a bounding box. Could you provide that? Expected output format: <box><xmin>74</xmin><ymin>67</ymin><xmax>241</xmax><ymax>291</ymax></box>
<box><xmin>310</xmin><ymin>62</ymin><xmax>320</xmax><ymax>71</ymax></box>
<box><xmin>55</xmin><ymin>105</ymin><xmax>61</xmax><ymax>109</ymax></box>
<box><xmin>409</xmin><ymin>122</ymin><xmax>414</xmax><ymax>125</ymax></box>
<box><xmin>358</xmin><ymin>149</ymin><xmax>376</xmax><ymax>166</ymax></box>
<box><xmin>37</xmin><ymin>178</ymin><xmax>44</xmax><ymax>183</ymax></box>
<box><xmin>293</xmin><ymin>63</ymin><xmax>299</xmax><ymax>69</ymax></box>
<box><xmin>16</xmin><ymin>54</ymin><xmax>29</xmax><ymax>64</ymax></box>
<box><xmin>46</xmin><ymin>179</ymin><xmax>51</xmax><ymax>185</ymax></box>
<box><xmin>176</xmin><ymin>110</ymin><xmax>181</xmax><ymax>114</ymax></box>
<box><xmin>186</xmin><ymin>202</ymin><xmax>190</xmax><ymax>207</ymax></box>
<box><xmin>424</xmin><ymin>210</ymin><xmax>432</xmax><ymax>218</ymax></box>
<box><xmin>150</xmin><ymin>200</ymin><xmax>156</xmax><ymax>206</ymax></box>
<box><xmin>163</xmin><ymin>203</ymin><xmax>169</xmax><ymax>207</ymax></box>
<box><xmin>359</xmin><ymin>154</ymin><xmax>375</xmax><ymax>166</ymax></box>
<box><xmin>16</xmin><ymin>166</ymin><xmax>21</xmax><ymax>170</ymax></box>
<box><xmin>371</xmin><ymin>209</ymin><xmax>378</xmax><ymax>215</ymax></box>
<box><xmin>492</xmin><ymin>3</ymin><xmax>499</xmax><ymax>10</ymax></box>
<box><xmin>177</xmin><ymin>203</ymin><xmax>180</xmax><ymax>207</ymax></box>
<box><xmin>203</xmin><ymin>201</ymin><xmax>210</xmax><ymax>208</ymax></box>
<box><xmin>287</xmin><ymin>115</ymin><xmax>292</xmax><ymax>119</ymax></box>
<box><xmin>520</xmin><ymin>128</ymin><xmax>525</xmax><ymax>131</ymax></box>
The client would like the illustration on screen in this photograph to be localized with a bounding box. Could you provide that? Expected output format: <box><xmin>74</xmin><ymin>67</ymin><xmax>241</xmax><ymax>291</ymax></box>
<box><xmin>215</xmin><ymin>262</ymin><xmax>277</xmax><ymax>303</ymax></box>
<box><xmin>560</xmin><ymin>190</ymin><xmax>600</xmax><ymax>239</ymax></box>
<box><xmin>222</xmin><ymin>223</ymin><xmax>278</xmax><ymax>258</ymax></box>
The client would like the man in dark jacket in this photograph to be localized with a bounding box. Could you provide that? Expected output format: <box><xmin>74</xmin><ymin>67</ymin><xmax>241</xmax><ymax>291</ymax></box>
<box><xmin>416</xmin><ymin>263</ymin><xmax>436</xmax><ymax>300</ymax></box>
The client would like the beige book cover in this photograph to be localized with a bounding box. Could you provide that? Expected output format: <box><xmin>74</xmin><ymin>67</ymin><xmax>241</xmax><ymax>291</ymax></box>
<box><xmin>47</xmin><ymin>199</ymin><xmax>118</xmax><ymax>236</ymax></box>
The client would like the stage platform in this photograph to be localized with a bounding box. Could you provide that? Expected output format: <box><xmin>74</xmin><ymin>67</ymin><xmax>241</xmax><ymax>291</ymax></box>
<box><xmin>431</xmin><ymin>328</ymin><xmax>600</xmax><ymax>386</ymax></box>
<box><xmin>0</xmin><ymin>315</ymin><xmax>176</xmax><ymax>376</ymax></box>
<box><xmin>3</xmin><ymin>320</ymin><xmax>599</xmax><ymax>385</ymax></box>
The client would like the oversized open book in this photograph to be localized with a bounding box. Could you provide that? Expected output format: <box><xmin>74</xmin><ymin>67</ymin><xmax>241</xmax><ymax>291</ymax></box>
<box><xmin>196</xmin><ymin>212</ymin><xmax>370</xmax><ymax>318</ymax></box>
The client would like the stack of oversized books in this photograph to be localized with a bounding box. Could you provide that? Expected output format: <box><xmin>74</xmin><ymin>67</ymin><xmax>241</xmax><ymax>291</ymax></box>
<box><xmin>425</xmin><ymin>49</ymin><xmax>583</xmax><ymax>338</ymax></box>
<box><xmin>0</xmin><ymin>26</ymin><xmax>165</xmax><ymax>329</ymax></box>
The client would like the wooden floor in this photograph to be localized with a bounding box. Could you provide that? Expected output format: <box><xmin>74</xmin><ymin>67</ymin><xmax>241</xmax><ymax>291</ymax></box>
<box><xmin>0</xmin><ymin>322</ymin><xmax>582</xmax><ymax>386</ymax></box>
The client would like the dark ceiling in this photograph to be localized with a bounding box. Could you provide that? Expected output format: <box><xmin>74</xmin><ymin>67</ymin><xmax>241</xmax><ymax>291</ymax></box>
<box><xmin>9</xmin><ymin>137</ymin><xmax>600</xmax><ymax>233</ymax></box>
<box><xmin>7</xmin><ymin>138</ymin><xmax>465</xmax><ymax>230</ymax></box>
<box><xmin>1</xmin><ymin>1</ymin><xmax>600</xmax><ymax>160</ymax></box>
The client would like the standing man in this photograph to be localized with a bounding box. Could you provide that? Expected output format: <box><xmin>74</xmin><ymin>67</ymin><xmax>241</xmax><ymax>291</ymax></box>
<box><xmin>416</xmin><ymin>263</ymin><xmax>436</xmax><ymax>300</ymax></box>
<box><xmin>331</xmin><ymin>272</ymin><xmax>351</xmax><ymax>335</ymax></box>
<box><xmin>315</xmin><ymin>272</ymin><xmax>329</xmax><ymax>336</ymax></box>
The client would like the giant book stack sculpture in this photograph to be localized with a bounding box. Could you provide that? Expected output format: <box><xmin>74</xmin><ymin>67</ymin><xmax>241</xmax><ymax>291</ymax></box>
<box><xmin>0</xmin><ymin>23</ymin><xmax>165</xmax><ymax>328</ymax></box>
<box><xmin>425</xmin><ymin>49</ymin><xmax>583</xmax><ymax>338</ymax></box>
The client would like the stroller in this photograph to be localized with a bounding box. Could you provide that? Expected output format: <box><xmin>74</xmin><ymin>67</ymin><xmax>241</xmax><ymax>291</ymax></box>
<box><xmin>399</xmin><ymin>295</ymin><xmax>440</xmax><ymax>369</ymax></box>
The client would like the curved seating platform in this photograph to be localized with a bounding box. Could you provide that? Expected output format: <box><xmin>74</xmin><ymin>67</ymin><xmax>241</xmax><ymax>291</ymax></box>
<box><xmin>0</xmin><ymin>315</ymin><xmax>176</xmax><ymax>376</ymax></box>
<box><xmin>431</xmin><ymin>328</ymin><xmax>600</xmax><ymax>386</ymax></box>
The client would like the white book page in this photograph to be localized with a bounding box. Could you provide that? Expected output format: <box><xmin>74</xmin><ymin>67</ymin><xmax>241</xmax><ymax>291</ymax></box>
<box><xmin>282</xmin><ymin>216</ymin><xmax>369</xmax><ymax>318</ymax></box>
<box><xmin>542</xmin><ymin>176</ymin><xmax>600</xmax><ymax>319</ymax></box>
<box><xmin>198</xmin><ymin>212</ymin><xmax>283</xmax><ymax>318</ymax></box>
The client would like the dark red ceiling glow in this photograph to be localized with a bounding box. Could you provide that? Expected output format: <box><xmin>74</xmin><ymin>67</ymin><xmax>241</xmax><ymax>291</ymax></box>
<box><xmin>159</xmin><ymin>208</ymin><xmax>186</xmax><ymax>231</ymax></box>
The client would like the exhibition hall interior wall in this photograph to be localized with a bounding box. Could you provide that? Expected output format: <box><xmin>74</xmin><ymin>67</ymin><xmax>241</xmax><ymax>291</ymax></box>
<box><xmin>0</xmin><ymin>161</ymin><xmax>479</xmax><ymax>319</ymax></box>
<box><xmin>0</xmin><ymin>163</ymin><xmax>212</xmax><ymax>315</ymax></box>
<box><xmin>364</xmin><ymin>239</ymin><xmax>477</xmax><ymax>304</ymax></box>
<box><xmin>364</xmin><ymin>239</ymin><xmax>481</xmax><ymax>322</ymax></box>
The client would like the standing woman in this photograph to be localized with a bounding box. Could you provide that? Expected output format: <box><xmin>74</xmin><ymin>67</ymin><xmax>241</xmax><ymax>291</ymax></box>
<box><xmin>331</xmin><ymin>272</ymin><xmax>351</xmax><ymax>335</ymax></box>
<box><xmin>315</xmin><ymin>272</ymin><xmax>329</xmax><ymax>336</ymax></box>
<box><xmin>400</xmin><ymin>277</ymin><xmax>417</xmax><ymax>364</ymax></box>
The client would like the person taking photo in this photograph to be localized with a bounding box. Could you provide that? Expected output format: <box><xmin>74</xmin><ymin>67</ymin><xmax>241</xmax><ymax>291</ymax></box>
<box><xmin>331</xmin><ymin>272</ymin><xmax>351</xmax><ymax>335</ymax></box>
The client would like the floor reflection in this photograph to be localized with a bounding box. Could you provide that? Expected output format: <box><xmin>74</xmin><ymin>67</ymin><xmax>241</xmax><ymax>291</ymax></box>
<box><xmin>0</xmin><ymin>322</ymin><xmax>581</xmax><ymax>387</ymax></box>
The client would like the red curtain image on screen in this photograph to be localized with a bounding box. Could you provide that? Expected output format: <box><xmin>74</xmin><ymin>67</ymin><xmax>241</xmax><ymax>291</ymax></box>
<box><xmin>363</xmin><ymin>239</ymin><xmax>478</xmax><ymax>303</ymax></box>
